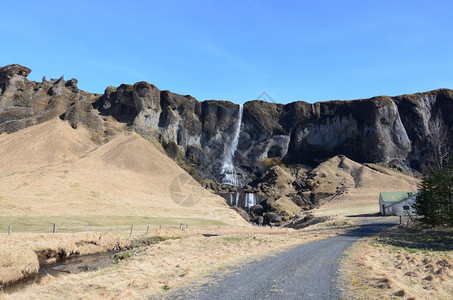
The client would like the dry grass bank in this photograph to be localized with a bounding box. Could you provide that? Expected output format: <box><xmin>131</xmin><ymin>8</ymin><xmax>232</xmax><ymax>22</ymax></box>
<box><xmin>341</xmin><ymin>225</ymin><xmax>453</xmax><ymax>299</ymax></box>
<box><xmin>0</xmin><ymin>232</ymin><xmax>130</xmax><ymax>287</ymax></box>
<box><xmin>2</xmin><ymin>218</ymin><xmax>355</xmax><ymax>299</ymax></box>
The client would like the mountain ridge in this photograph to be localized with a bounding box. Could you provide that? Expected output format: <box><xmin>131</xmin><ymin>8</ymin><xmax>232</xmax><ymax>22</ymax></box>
<box><xmin>2</xmin><ymin>63</ymin><xmax>451</xmax><ymax>177</ymax></box>
<box><xmin>1</xmin><ymin>63</ymin><xmax>450</xmax><ymax>223</ymax></box>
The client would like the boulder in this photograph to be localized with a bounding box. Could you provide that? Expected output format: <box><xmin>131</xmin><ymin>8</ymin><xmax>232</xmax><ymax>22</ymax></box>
<box><xmin>254</xmin><ymin>215</ymin><xmax>264</xmax><ymax>225</ymax></box>
<box><xmin>263</xmin><ymin>212</ymin><xmax>282</xmax><ymax>225</ymax></box>
<box><xmin>250</xmin><ymin>205</ymin><xmax>264</xmax><ymax>218</ymax></box>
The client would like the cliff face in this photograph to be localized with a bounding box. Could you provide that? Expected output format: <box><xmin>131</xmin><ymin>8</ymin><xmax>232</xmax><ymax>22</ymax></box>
<box><xmin>95</xmin><ymin>85</ymin><xmax>453</xmax><ymax>182</ymax></box>
<box><xmin>1</xmin><ymin>64</ymin><xmax>452</xmax><ymax>183</ymax></box>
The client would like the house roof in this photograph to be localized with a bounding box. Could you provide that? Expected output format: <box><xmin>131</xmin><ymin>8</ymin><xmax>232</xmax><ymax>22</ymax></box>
<box><xmin>380</xmin><ymin>191</ymin><xmax>417</xmax><ymax>207</ymax></box>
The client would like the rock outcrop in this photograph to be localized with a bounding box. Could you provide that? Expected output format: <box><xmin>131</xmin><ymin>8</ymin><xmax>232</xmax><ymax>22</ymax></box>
<box><xmin>0</xmin><ymin>64</ymin><xmax>99</xmax><ymax>135</ymax></box>
<box><xmin>94</xmin><ymin>82</ymin><xmax>453</xmax><ymax>181</ymax></box>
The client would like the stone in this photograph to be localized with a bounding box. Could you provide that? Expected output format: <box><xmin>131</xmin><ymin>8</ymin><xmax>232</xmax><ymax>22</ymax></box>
<box><xmin>263</xmin><ymin>212</ymin><xmax>282</xmax><ymax>225</ymax></box>
<box><xmin>0</xmin><ymin>64</ymin><xmax>31</xmax><ymax>87</ymax></box>
<box><xmin>254</xmin><ymin>215</ymin><xmax>264</xmax><ymax>225</ymax></box>
<box><xmin>249</xmin><ymin>205</ymin><xmax>264</xmax><ymax>218</ymax></box>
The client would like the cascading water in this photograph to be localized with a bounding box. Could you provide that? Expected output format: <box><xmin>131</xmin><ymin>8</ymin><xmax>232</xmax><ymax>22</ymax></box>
<box><xmin>244</xmin><ymin>193</ymin><xmax>256</xmax><ymax>208</ymax></box>
<box><xmin>221</xmin><ymin>104</ymin><xmax>243</xmax><ymax>187</ymax></box>
<box><xmin>221</xmin><ymin>104</ymin><xmax>257</xmax><ymax>209</ymax></box>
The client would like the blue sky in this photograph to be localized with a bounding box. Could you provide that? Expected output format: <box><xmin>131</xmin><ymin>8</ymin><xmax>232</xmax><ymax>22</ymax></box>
<box><xmin>1</xmin><ymin>0</ymin><xmax>452</xmax><ymax>104</ymax></box>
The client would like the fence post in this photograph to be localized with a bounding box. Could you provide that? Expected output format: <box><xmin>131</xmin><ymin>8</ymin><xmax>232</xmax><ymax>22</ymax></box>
<box><xmin>8</xmin><ymin>225</ymin><xmax>11</xmax><ymax>236</ymax></box>
<box><xmin>145</xmin><ymin>225</ymin><xmax>149</xmax><ymax>235</ymax></box>
<box><xmin>53</xmin><ymin>224</ymin><xmax>56</xmax><ymax>234</ymax></box>
<box><xmin>85</xmin><ymin>225</ymin><xmax>88</xmax><ymax>232</ymax></box>
<box><xmin>399</xmin><ymin>216</ymin><xmax>402</xmax><ymax>224</ymax></box>
<box><xmin>159</xmin><ymin>225</ymin><xmax>162</xmax><ymax>230</ymax></box>
<box><xmin>129</xmin><ymin>225</ymin><xmax>133</xmax><ymax>238</ymax></box>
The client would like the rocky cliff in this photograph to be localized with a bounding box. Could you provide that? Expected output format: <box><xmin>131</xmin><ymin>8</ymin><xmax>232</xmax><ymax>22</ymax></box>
<box><xmin>1</xmin><ymin>64</ymin><xmax>451</xmax><ymax>223</ymax></box>
<box><xmin>95</xmin><ymin>75</ymin><xmax>452</xmax><ymax>181</ymax></box>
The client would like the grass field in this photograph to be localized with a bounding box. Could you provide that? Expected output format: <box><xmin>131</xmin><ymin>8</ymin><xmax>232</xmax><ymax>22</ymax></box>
<box><xmin>0</xmin><ymin>215</ymin><xmax>231</xmax><ymax>236</ymax></box>
<box><xmin>341</xmin><ymin>224</ymin><xmax>453</xmax><ymax>299</ymax></box>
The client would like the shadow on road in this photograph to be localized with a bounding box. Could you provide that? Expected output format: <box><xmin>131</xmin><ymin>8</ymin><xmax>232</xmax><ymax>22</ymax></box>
<box><xmin>340</xmin><ymin>222</ymin><xmax>397</xmax><ymax>238</ymax></box>
<box><xmin>346</xmin><ymin>213</ymin><xmax>381</xmax><ymax>218</ymax></box>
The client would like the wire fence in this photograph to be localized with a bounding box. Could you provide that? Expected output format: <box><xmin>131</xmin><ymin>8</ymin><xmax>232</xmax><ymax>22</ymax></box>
<box><xmin>1</xmin><ymin>215</ymin><xmax>417</xmax><ymax>237</ymax></box>
<box><xmin>0</xmin><ymin>223</ymin><xmax>197</xmax><ymax>238</ymax></box>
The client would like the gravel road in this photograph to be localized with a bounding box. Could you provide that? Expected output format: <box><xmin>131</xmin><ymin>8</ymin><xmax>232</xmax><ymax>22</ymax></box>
<box><xmin>161</xmin><ymin>217</ymin><xmax>398</xmax><ymax>300</ymax></box>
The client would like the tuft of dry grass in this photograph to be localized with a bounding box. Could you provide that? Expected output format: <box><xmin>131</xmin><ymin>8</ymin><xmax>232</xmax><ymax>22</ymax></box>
<box><xmin>340</xmin><ymin>225</ymin><xmax>453</xmax><ymax>299</ymax></box>
<box><xmin>0</xmin><ymin>245</ymin><xmax>38</xmax><ymax>288</ymax></box>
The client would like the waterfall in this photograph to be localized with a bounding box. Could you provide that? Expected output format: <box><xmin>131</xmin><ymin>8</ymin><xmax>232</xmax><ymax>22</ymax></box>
<box><xmin>245</xmin><ymin>193</ymin><xmax>256</xmax><ymax>208</ymax></box>
<box><xmin>226</xmin><ymin>192</ymin><xmax>256</xmax><ymax>208</ymax></box>
<box><xmin>221</xmin><ymin>104</ymin><xmax>243</xmax><ymax>187</ymax></box>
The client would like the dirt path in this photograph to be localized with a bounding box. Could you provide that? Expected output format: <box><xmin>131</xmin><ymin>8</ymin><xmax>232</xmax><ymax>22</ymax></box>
<box><xmin>161</xmin><ymin>217</ymin><xmax>397</xmax><ymax>300</ymax></box>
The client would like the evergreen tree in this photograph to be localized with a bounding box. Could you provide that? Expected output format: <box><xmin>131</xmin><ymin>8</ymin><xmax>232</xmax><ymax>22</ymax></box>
<box><xmin>415</xmin><ymin>175</ymin><xmax>436</xmax><ymax>225</ymax></box>
<box><xmin>415</xmin><ymin>160</ymin><xmax>453</xmax><ymax>226</ymax></box>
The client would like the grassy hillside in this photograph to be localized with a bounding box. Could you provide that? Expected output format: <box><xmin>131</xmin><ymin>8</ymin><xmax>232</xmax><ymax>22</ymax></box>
<box><xmin>0</xmin><ymin>118</ymin><xmax>248</xmax><ymax>231</ymax></box>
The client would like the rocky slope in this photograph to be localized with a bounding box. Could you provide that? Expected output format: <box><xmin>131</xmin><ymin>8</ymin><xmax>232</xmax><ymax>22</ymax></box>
<box><xmin>1</xmin><ymin>64</ymin><xmax>450</xmax><ymax>223</ymax></box>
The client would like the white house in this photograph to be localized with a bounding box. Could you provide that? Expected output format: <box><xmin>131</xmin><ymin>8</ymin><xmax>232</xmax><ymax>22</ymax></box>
<box><xmin>379</xmin><ymin>191</ymin><xmax>418</xmax><ymax>216</ymax></box>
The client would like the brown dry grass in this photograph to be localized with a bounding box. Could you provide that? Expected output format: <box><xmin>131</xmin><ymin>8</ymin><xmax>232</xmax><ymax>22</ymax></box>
<box><xmin>0</xmin><ymin>232</ymin><xmax>130</xmax><ymax>287</ymax></box>
<box><xmin>0</xmin><ymin>118</ymin><xmax>247</xmax><ymax>227</ymax></box>
<box><xmin>341</xmin><ymin>225</ymin><xmax>453</xmax><ymax>299</ymax></box>
<box><xmin>273</xmin><ymin>196</ymin><xmax>301</xmax><ymax>218</ymax></box>
<box><xmin>2</xmin><ymin>218</ymin><xmax>355</xmax><ymax>299</ymax></box>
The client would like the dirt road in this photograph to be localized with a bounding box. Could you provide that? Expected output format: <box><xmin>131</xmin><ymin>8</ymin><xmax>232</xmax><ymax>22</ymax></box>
<box><xmin>161</xmin><ymin>218</ymin><xmax>398</xmax><ymax>300</ymax></box>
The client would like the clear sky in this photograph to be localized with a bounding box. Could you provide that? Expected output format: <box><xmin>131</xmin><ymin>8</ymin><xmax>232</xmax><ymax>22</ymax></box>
<box><xmin>1</xmin><ymin>0</ymin><xmax>452</xmax><ymax>104</ymax></box>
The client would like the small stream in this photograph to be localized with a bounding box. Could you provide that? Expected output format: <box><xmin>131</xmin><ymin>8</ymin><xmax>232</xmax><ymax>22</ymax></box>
<box><xmin>2</xmin><ymin>236</ymin><xmax>175</xmax><ymax>294</ymax></box>
<box><xmin>2</xmin><ymin>250</ymin><xmax>120</xmax><ymax>294</ymax></box>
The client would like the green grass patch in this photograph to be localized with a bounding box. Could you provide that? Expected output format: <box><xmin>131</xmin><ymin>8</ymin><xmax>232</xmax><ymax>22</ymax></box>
<box><xmin>222</xmin><ymin>236</ymin><xmax>249</xmax><ymax>243</ymax></box>
<box><xmin>0</xmin><ymin>215</ymin><xmax>230</xmax><ymax>234</ymax></box>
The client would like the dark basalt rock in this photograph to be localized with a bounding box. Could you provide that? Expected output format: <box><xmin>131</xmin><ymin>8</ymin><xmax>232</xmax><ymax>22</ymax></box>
<box><xmin>62</xmin><ymin>97</ymin><xmax>103</xmax><ymax>142</ymax></box>
<box><xmin>0</xmin><ymin>64</ymin><xmax>97</xmax><ymax>134</ymax></box>
<box><xmin>0</xmin><ymin>64</ymin><xmax>31</xmax><ymax>93</ymax></box>
<box><xmin>263</xmin><ymin>212</ymin><xmax>282</xmax><ymax>226</ymax></box>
